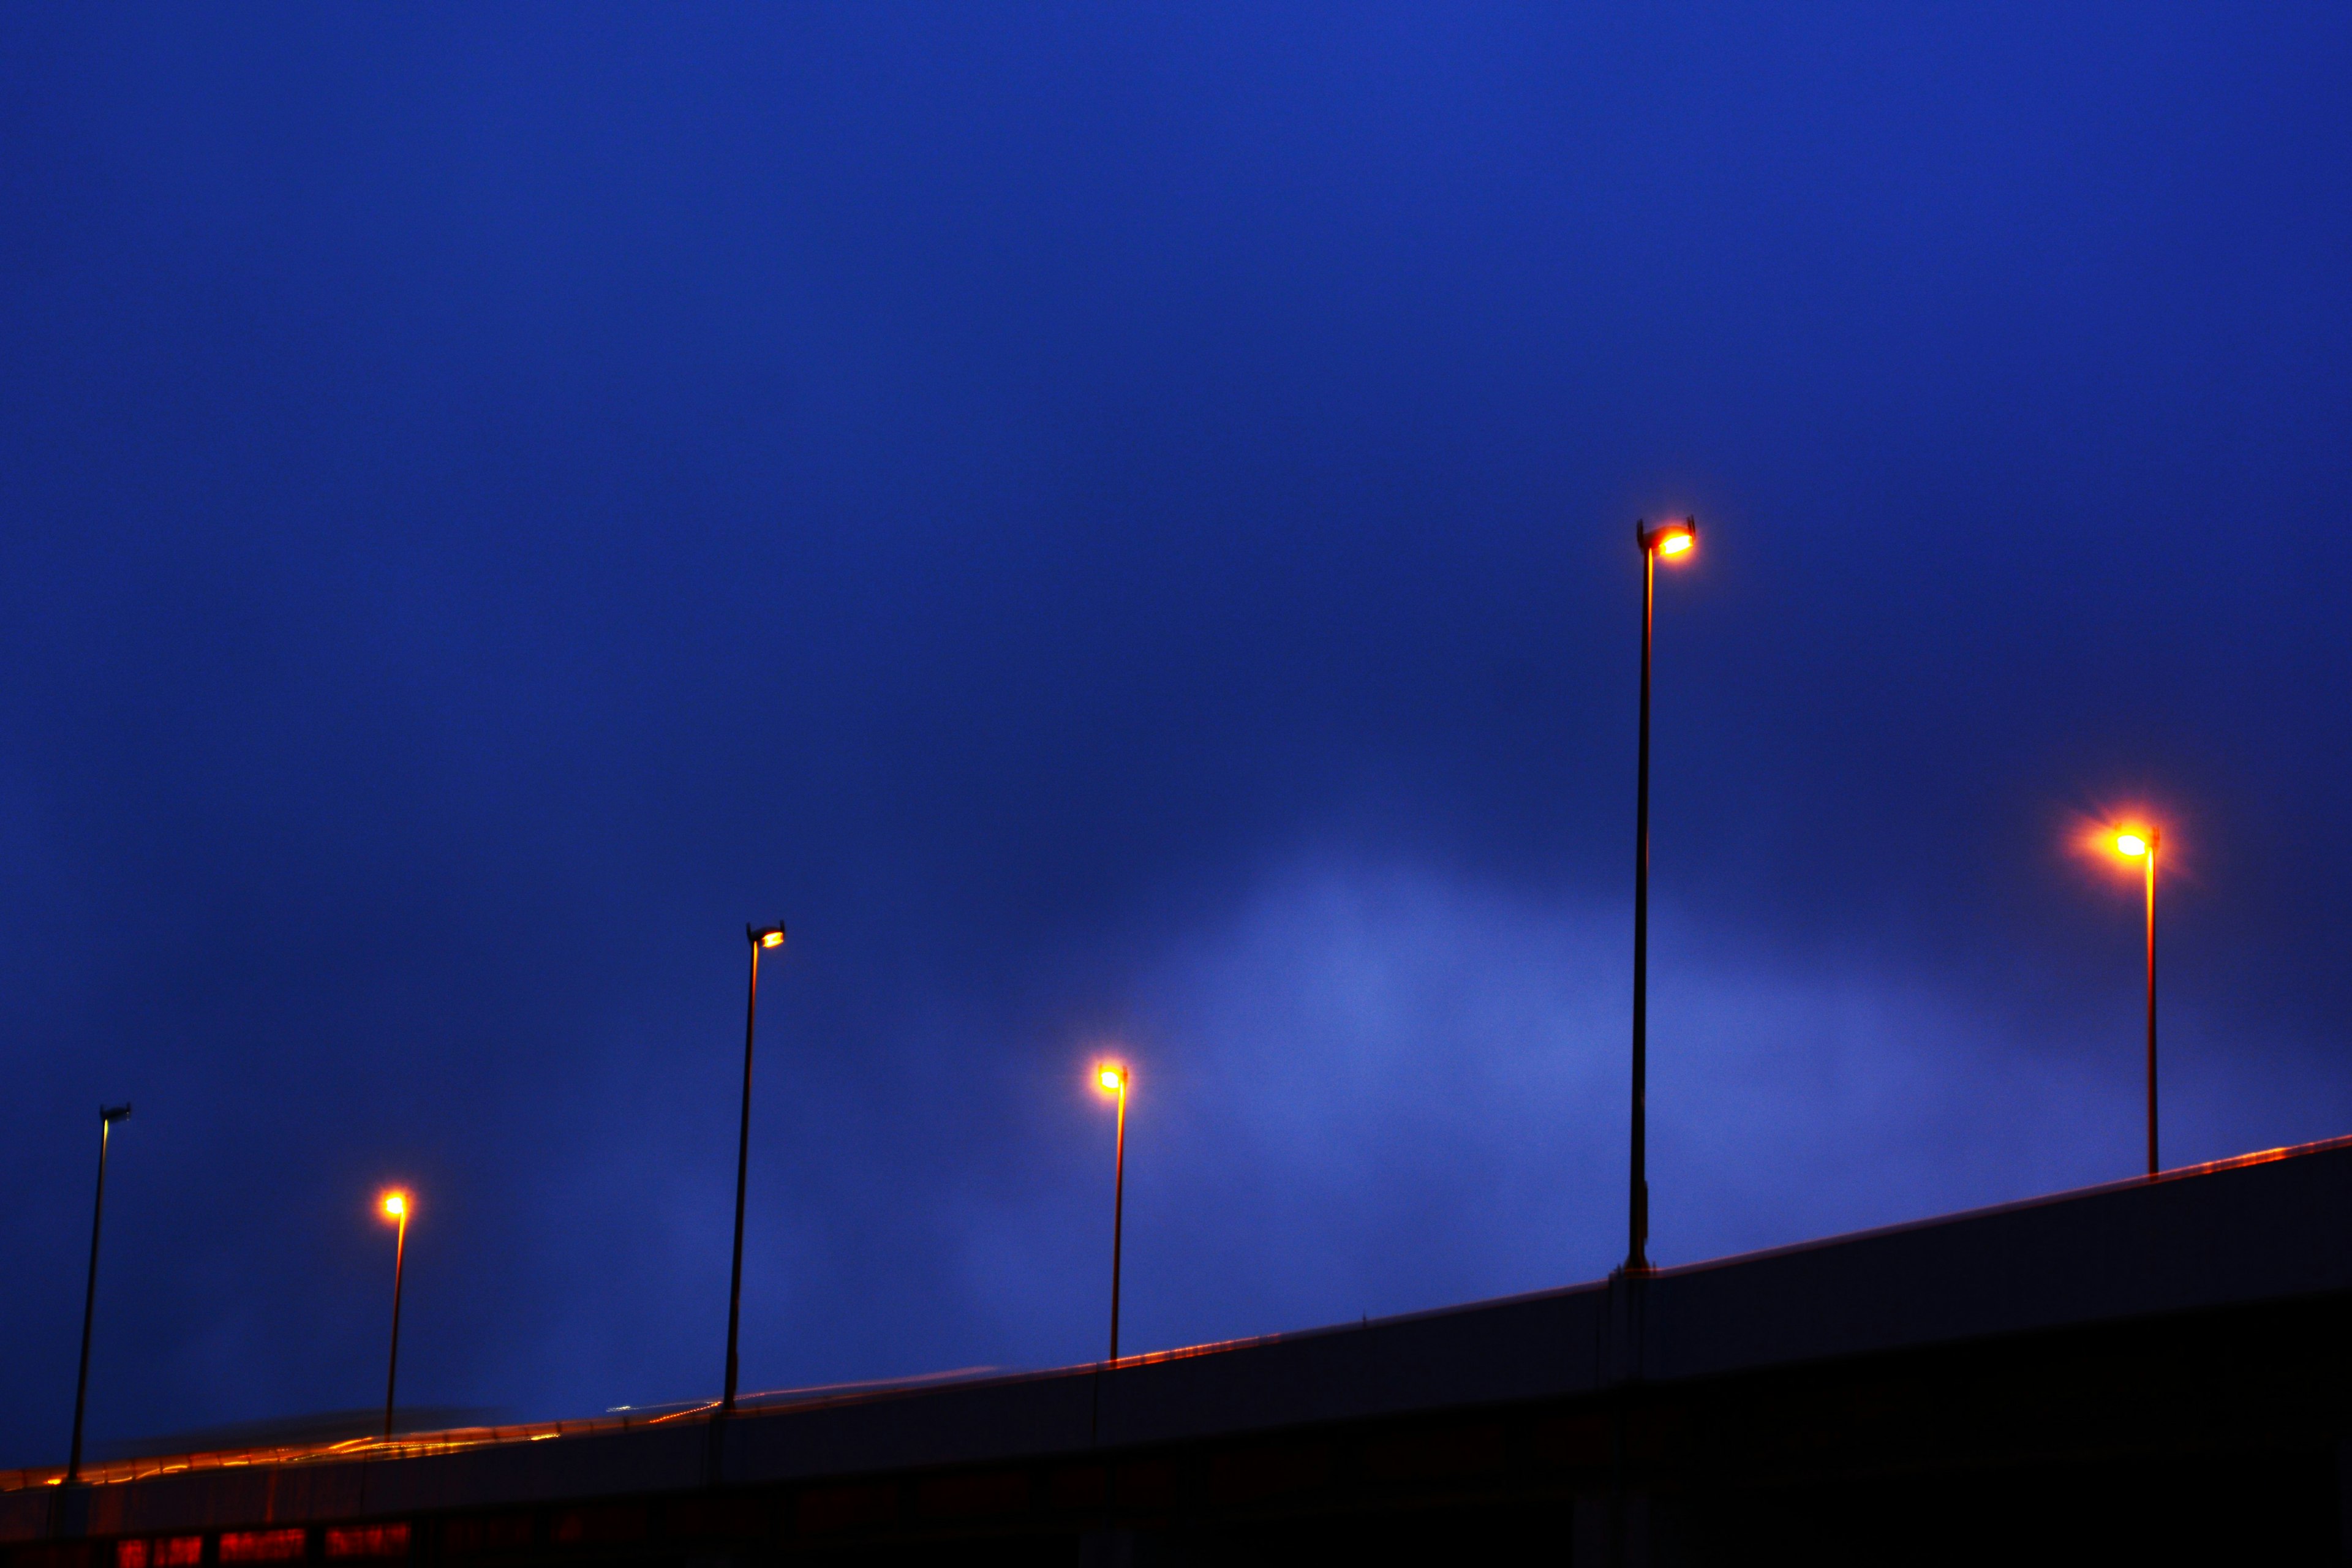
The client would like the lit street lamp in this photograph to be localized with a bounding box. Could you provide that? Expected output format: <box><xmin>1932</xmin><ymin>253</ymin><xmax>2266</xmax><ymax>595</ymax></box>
<box><xmin>1626</xmin><ymin>517</ymin><xmax>1695</xmax><ymax>1275</ymax></box>
<box><xmin>66</xmin><ymin>1102</ymin><xmax>131</xmax><ymax>1484</ymax></box>
<box><xmin>2111</xmin><ymin>827</ymin><xmax>2162</xmax><ymax>1177</ymax></box>
<box><xmin>724</xmin><ymin>922</ymin><xmax>786</xmax><ymax>1414</ymax></box>
<box><xmin>380</xmin><ymin>1191</ymin><xmax>410</xmax><ymax>1439</ymax></box>
<box><xmin>1096</xmin><ymin>1064</ymin><xmax>1129</xmax><ymax>1362</ymax></box>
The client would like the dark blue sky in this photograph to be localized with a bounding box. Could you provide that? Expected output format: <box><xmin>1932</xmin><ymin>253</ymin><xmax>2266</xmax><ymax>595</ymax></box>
<box><xmin>5</xmin><ymin>3</ymin><xmax>2350</xmax><ymax>1464</ymax></box>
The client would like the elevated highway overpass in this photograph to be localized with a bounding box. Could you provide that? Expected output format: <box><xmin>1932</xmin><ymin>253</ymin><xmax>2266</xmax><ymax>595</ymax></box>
<box><xmin>10</xmin><ymin>1136</ymin><xmax>2352</xmax><ymax>1564</ymax></box>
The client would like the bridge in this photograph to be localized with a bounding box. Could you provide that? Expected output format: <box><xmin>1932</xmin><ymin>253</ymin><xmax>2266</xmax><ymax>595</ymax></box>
<box><xmin>9</xmin><ymin>1136</ymin><xmax>2352</xmax><ymax>1564</ymax></box>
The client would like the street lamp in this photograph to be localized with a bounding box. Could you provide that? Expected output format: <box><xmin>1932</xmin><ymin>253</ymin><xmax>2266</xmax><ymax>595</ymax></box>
<box><xmin>66</xmin><ymin>1102</ymin><xmax>131</xmax><ymax>1484</ymax></box>
<box><xmin>2110</xmin><ymin>827</ymin><xmax>2162</xmax><ymax>1177</ymax></box>
<box><xmin>1626</xmin><ymin>516</ymin><xmax>1697</xmax><ymax>1275</ymax></box>
<box><xmin>379</xmin><ymin>1191</ymin><xmax>410</xmax><ymax>1439</ymax></box>
<box><xmin>724</xmin><ymin>921</ymin><xmax>786</xmax><ymax>1414</ymax></box>
<box><xmin>1095</xmin><ymin>1063</ymin><xmax>1129</xmax><ymax>1363</ymax></box>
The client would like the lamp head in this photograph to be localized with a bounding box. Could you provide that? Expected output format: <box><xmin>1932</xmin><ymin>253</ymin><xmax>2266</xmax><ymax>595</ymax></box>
<box><xmin>100</xmin><ymin>1104</ymin><xmax>131</xmax><ymax>1125</ymax></box>
<box><xmin>748</xmin><ymin>922</ymin><xmax>786</xmax><ymax>949</ymax></box>
<box><xmin>1096</xmin><ymin>1065</ymin><xmax>1126</xmax><ymax>1093</ymax></box>
<box><xmin>2113</xmin><ymin>827</ymin><xmax>2158</xmax><ymax>859</ymax></box>
<box><xmin>381</xmin><ymin>1191</ymin><xmax>408</xmax><ymax>1221</ymax></box>
<box><xmin>1638</xmin><ymin>517</ymin><xmax>1697</xmax><ymax>559</ymax></box>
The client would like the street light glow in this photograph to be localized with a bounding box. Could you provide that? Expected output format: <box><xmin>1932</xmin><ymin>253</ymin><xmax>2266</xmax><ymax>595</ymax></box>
<box><xmin>2114</xmin><ymin>831</ymin><xmax>2149</xmax><ymax>858</ymax></box>
<box><xmin>1098</xmin><ymin>1066</ymin><xmax>1125</xmax><ymax>1092</ymax></box>
<box><xmin>760</xmin><ymin>930</ymin><xmax>783</xmax><ymax>948</ymax></box>
<box><xmin>381</xmin><ymin>1191</ymin><xmax>407</xmax><ymax>1220</ymax></box>
<box><xmin>1641</xmin><ymin>518</ymin><xmax>1697</xmax><ymax>558</ymax></box>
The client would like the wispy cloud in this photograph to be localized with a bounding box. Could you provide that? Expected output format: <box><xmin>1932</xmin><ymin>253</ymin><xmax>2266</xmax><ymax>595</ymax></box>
<box><xmin>958</xmin><ymin>853</ymin><xmax>2335</xmax><ymax>1364</ymax></box>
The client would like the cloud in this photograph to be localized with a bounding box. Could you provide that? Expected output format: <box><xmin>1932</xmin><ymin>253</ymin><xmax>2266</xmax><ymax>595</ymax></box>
<box><xmin>959</xmin><ymin>852</ymin><xmax>2326</xmax><ymax>1363</ymax></box>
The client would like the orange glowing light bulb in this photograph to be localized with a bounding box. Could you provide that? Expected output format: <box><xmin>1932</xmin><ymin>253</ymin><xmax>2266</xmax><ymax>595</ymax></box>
<box><xmin>1098</xmin><ymin>1066</ymin><xmax>1125</xmax><ymax>1092</ymax></box>
<box><xmin>1656</xmin><ymin>529</ymin><xmax>1694</xmax><ymax>556</ymax></box>
<box><xmin>760</xmin><ymin>930</ymin><xmax>783</xmax><ymax>948</ymax></box>
<box><xmin>381</xmin><ymin>1191</ymin><xmax>407</xmax><ymax>1220</ymax></box>
<box><xmin>2114</xmin><ymin>831</ymin><xmax>2150</xmax><ymax>858</ymax></box>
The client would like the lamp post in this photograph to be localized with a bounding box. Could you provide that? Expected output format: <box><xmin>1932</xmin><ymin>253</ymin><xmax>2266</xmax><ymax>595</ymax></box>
<box><xmin>379</xmin><ymin>1191</ymin><xmax>410</xmax><ymax>1439</ymax></box>
<box><xmin>66</xmin><ymin>1102</ymin><xmax>131</xmax><ymax>1484</ymax></box>
<box><xmin>1096</xmin><ymin>1064</ymin><xmax>1129</xmax><ymax>1362</ymax></box>
<box><xmin>724</xmin><ymin>922</ymin><xmax>786</xmax><ymax>1414</ymax></box>
<box><xmin>2112</xmin><ymin>827</ymin><xmax>2161</xmax><ymax>1177</ymax></box>
<box><xmin>1626</xmin><ymin>516</ymin><xmax>1695</xmax><ymax>1275</ymax></box>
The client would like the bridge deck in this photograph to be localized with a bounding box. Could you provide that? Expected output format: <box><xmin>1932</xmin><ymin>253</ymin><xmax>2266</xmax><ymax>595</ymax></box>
<box><xmin>10</xmin><ymin>1136</ymin><xmax>2351</xmax><ymax>1562</ymax></box>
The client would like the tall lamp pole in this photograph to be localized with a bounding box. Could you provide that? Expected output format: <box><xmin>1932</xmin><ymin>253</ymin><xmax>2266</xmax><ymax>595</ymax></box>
<box><xmin>67</xmin><ymin>1102</ymin><xmax>131</xmax><ymax>1484</ymax></box>
<box><xmin>379</xmin><ymin>1191</ymin><xmax>411</xmax><ymax>1438</ymax></box>
<box><xmin>1627</xmin><ymin>517</ymin><xmax>1696</xmax><ymax>1275</ymax></box>
<box><xmin>724</xmin><ymin>922</ymin><xmax>786</xmax><ymax>1414</ymax></box>
<box><xmin>2112</xmin><ymin>828</ymin><xmax>2161</xmax><ymax>1176</ymax></box>
<box><xmin>1095</xmin><ymin>1065</ymin><xmax>1129</xmax><ymax>1362</ymax></box>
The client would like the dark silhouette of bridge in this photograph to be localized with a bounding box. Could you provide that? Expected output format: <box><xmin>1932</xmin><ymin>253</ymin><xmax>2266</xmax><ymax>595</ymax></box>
<box><xmin>10</xmin><ymin>1135</ymin><xmax>2352</xmax><ymax>1564</ymax></box>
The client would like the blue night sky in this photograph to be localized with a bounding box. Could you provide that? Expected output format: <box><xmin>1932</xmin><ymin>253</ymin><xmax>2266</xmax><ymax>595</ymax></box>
<box><xmin>4</xmin><ymin>4</ymin><xmax>2350</xmax><ymax>1464</ymax></box>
